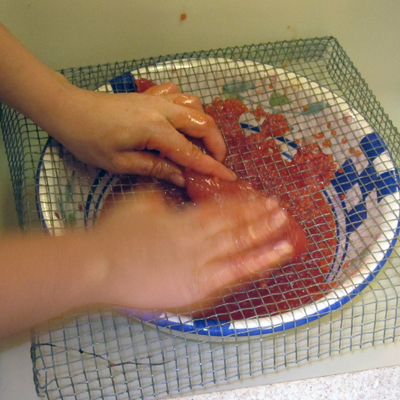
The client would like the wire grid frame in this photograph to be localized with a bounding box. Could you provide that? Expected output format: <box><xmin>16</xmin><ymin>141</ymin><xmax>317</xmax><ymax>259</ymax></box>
<box><xmin>1</xmin><ymin>36</ymin><xmax>400</xmax><ymax>398</ymax></box>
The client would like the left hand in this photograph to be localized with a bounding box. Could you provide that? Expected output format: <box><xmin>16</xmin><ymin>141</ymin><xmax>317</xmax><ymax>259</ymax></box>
<box><xmin>48</xmin><ymin>81</ymin><xmax>236</xmax><ymax>187</ymax></box>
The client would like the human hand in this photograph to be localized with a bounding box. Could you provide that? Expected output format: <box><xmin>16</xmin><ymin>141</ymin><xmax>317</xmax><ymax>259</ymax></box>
<box><xmin>89</xmin><ymin>193</ymin><xmax>295</xmax><ymax>310</ymax></box>
<box><xmin>47</xmin><ymin>81</ymin><xmax>236</xmax><ymax>187</ymax></box>
<box><xmin>0</xmin><ymin>22</ymin><xmax>234</xmax><ymax>186</ymax></box>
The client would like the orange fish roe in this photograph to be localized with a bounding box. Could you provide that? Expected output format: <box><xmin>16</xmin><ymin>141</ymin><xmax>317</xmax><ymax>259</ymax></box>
<box><xmin>315</xmin><ymin>132</ymin><xmax>325</xmax><ymax>139</ymax></box>
<box><xmin>339</xmin><ymin>193</ymin><xmax>346</xmax><ymax>200</ymax></box>
<box><xmin>331</xmin><ymin>129</ymin><xmax>337</xmax><ymax>136</ymax></box>
<box><xmin>349</xmin><ymin>148</ymin><xmax>355</xmax><ymax>154</ymax></box>
<box><xmin>135</xmin><ymin>78</ymin><xmax>157</xmax><ymax>93</ymax></box>
<box><xmin>341</xmin><ymin>138</ymin><xmax>347</xmax><ymax>144</ymax></box>
<box><xmin>327</xmin><ymin>122</ymin><xmax>332</xmax><ymax>129</ymax></box>
<box><xmin>197</xmin><ymin>97</ymin><xmax>338</xmax><ymax>319</ymax></box>
<box><xmin>180</xmin><ymin>13</ymin><xmax>187</xmax><ymax>20</ymax></box>
<box><xmin>260</xmin><ymin>112</ymin><xmax>291</xmax><ymax>137</ymax></box>
<box><xmin>269</xmin><ymin>84</ymin><xmax>274</xmax><ymax>89</ymax></box>
<box><xmin>322</xmin><ymin>139</ymin><xmax>332</xmax><ymax>147</ymax></box>
<box><xmin>251</xmin><ymin>105</ymin><xmax>266</xmax><ymax>121</ymax></box>
<box><xmin>338</xmin><ymin>168</ymin><xmax>344</xmax><ymax>174</ymax></box>
<box><xmin>110</xmin><ymin>94</ymin><xmax>339</xmax><ymax>321</ymax></box>
<box><xmin>355</xmin><ymin>149</ymin><xmax>362</xmax><ymax>157</ymax></box>
<box><xmin>302</xmin><ymin>105</ymin><xmax>308</xmax><ymax>112</ymax></box>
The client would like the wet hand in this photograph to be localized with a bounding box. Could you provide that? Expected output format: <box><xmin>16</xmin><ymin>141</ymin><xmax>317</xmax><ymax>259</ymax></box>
<box><xmin>91</xmin><ymin>193</ymin><xmax>295</xmax><ymax>310</ymax></box>
<box><xmin>51</xmin><ymin>82</ymin><xmax>236</xmax><ymax>186</ymax></box>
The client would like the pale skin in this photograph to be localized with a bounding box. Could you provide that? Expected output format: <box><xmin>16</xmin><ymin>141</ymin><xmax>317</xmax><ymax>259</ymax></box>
<box><xmin>0</xmin><ymin>23</ymin><xmax>295</xmax><ymax>339</ymax></box>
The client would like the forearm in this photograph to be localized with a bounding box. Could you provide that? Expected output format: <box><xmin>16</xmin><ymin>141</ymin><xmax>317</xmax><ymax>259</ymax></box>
<box><xmin>0</xmin><ymin>231</ymin><xmax>104</xmax><ymax>339</ymax></box>
<box><xmin>0</xmin><ymin>23</ymin><xmax>74</xmax><ymax>133</ymax></box>
<box><xmin>0</xmin><ymin>23</ymin><xmax>235</xmax><ymax>183</ymax></box>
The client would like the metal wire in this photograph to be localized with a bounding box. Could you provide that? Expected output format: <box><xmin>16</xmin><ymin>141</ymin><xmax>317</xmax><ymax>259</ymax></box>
<box><xmin>1</xmin><ymin>36</ymin><xmax>400</xmax><ymax>399</ymax></box>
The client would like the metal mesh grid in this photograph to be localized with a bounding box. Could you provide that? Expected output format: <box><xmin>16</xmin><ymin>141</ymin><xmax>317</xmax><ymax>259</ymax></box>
<box><xmin>1</xmin><ymin>36</ymin><xmax>400</xmax><ymax>399</ymax></box>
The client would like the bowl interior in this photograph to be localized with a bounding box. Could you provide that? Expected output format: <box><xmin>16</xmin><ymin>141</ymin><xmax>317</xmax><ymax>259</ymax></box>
<box><xmin>36</xmin><ymin>58</ymin><xmax>400</xmax><ymax>337</ymax></box>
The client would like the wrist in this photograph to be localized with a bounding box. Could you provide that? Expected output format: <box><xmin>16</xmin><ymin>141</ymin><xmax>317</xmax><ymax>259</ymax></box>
<box><xmin>62</xmin><ymin>231</ymin><xmax>111</xmax><ymax>308</ymax></box>
<box><xmin>36</xmin><ymin>231</ymin><xmax>111</xmax><ymax>311</ymax></box>
<box><xmin>27</xmin><ymin>73</ymin><xmax>81</xmax><ymax>137</ymax></box>
<box><xmin>0</xmin><ymin>230</ymin><xmax>110</xmax><ymax>337</ymax></box>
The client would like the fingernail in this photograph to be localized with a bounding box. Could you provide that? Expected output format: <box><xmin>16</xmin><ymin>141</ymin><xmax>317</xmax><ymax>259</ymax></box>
<box><xmin>272</xmin><ymin>209</ymin><xmax>287</xmax><ymax>228</ymax></box>
<box><xmin>274</xmin><ymin>240</ymin><xmax>294</xmax><ymax>256</ymax></box>
<box><xmin>171</xmin><ymin>173</ymin><xmax>186</xmax><ymax>187</ymax></box>
<box><xmin>265</xmin><ymin>196</ymin><xmax>280</xmax><ymax>209</ymax></box>
<box><xmin>229</xmin><ymin>169</ymin><xmax>237</xmax><ymax>180</ymax></box>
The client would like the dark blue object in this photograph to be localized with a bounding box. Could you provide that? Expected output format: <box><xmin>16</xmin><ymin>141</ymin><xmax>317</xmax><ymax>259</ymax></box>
<box><xmin>109</xmin><ymin>72</ymin><xmax>137</xmax><ymax>93</ymax></box>
<box><xmin>331</xmin><ymin>133</ymin><xmax>399</xmax><ymax>234</ymax></box>
<box><xmin>359</xmin><ymin>133</ymin><xmax>386</xmax><ymax>162</ymax></box>
<box><xmin>332</xmin><ymin>158</ymin><xmax>358</xmax><ymax>193</ymax></box>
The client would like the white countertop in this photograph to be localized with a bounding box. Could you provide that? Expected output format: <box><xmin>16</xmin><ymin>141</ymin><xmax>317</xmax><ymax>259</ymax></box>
<box><xmin>178</xmin><ymin>365</ymin><xmax>400</xmax><ymax>400</ymax></box>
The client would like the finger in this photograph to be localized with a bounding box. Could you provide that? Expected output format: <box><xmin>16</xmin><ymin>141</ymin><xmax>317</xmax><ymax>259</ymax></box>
<box><xmin>146</xmin><ymin>120</ymin><xmax>236</xmax><ymax>181</ymax></box>
<box><xmin>194</xmin><ymin>196</ymin><xmax>281</xmax><ymax>237</ymax></box>
<box><xmin>147</xmin><ymin>87</ymin><xmax>226</xmax><ymax>161</ymax></box>
<box><xmin>144</xmin><ymin>82</ymin><xmax>181</xmax><ymax>96</ymax></box>
<box><xmin>198</xmin><ymin>240</ymin><xmax>294</xmax><ymax>296</ymax></box>
<box><xmin>165</xmin><ymin>107</ymin><xmax>227</xmax><ymax>162</ymax></box>
<box><xmin>160</xmin><ymin>93</ymin><xmax>204</xmax><ymax>113</ymax></box>
<box><xmin>108</xmin><ymin>150</ymin><xmax>187</xmax><ymax>187</ymax></box>
<box><xmin>205</xmin><ymin>206</ymin><xmax>290</xmax><ymax>260</ymax></box>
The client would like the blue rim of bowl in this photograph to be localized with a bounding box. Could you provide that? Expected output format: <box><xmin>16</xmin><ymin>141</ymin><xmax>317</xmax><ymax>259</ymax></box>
<box><xmin>83</xmin><ymin>169</ymin><xmax>116</xmax><ymax>227</ymax></box>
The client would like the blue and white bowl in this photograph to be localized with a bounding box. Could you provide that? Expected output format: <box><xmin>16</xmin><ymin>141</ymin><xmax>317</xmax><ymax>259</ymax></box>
<box><xmin>36</xmin><ymin>58</ymin><xmax>400</xmax><ymax>337</ymax></box>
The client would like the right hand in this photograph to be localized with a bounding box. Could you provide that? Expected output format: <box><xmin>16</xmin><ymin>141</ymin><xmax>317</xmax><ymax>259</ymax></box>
<box><xmin>89</xmin><ymin>192</ymin><xmax>295</xmax><ymax>310</ymax></box>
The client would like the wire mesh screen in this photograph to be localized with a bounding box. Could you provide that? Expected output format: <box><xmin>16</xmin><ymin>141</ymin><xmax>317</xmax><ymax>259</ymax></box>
<box><xmin>2</xmin><ymin>36</ymin><xmax>400</xmax><ymax>399</ymax></box>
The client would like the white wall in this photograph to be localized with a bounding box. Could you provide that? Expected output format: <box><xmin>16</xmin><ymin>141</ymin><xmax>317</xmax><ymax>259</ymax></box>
<box><xmin>0</xmin><ymin>0</ymin><xmax>399</xmax><ymax>230</ymax></box>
